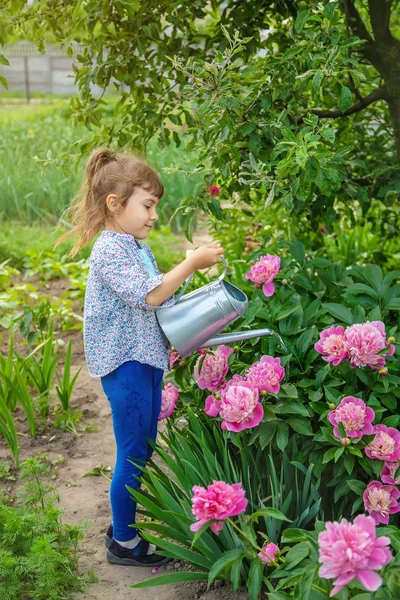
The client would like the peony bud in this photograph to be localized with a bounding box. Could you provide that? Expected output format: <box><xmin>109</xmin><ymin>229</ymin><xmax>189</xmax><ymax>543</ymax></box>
<box><xmin>281</xmin><ymin>279</ymin><xmax>288</xmax><ymax>285</ymax></box>
<box><xmin>328</xmin><ymin>403</ymin><xmax>336</xmax><ymax>410</ymax></box>
<box><xmin>320</xmin><ymin>226</ymin><xmax>327</xmax><ymax>234</ymax></box>
<box><xmin>234</xmin><ymin>346</ymin><xmax>239</xmax><ymax>352</ymax></box>
<box><xmin>379</xmin><ymin>367</ymin><xmax>388</xmax><ymax>376</ymax></box>
<box><xmin>388</xmin><ymin>337</ymin><xmax>396</xmax><ymax>344</ymax></box>
<box><xmin>179</xmin><ymin>361</ymin><xmax>184</xmax><ymax>367</ymax></box>
<box><xmin>341</xmin><ymin>437</ymin><xmax>351</xmax><ymax>446</ymax></box>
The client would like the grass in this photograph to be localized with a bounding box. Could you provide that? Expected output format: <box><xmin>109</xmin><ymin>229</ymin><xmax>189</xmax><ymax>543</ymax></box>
<box><xmin>1</xmin><ymin>99</ymin><xmax>203</xmax><ymax>227</ymax></box>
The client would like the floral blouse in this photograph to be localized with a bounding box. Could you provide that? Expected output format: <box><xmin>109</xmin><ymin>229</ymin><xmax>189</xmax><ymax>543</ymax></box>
<box><xmin>83</xmin><ymin>230</ymin><xmax>175</xmax><ymax>377</ymax></box>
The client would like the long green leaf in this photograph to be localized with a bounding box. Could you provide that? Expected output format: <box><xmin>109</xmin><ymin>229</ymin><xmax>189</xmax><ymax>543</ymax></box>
<box><xmin>139</xmin><ymin>532</ymin><xmax>213</xmax><ymax>570</ymax></box>
<box><xmin>1</xmin><ymin>367</ymin><xmax>36</xmax><ymax>437</ymax></box>
<box><xmin>0</xmin><ymin>394</ymin><xmax>19</xmax><ymax>467</ymax></box>
<box><xmin>247</xmin><ymin>558</ymin><xmax>264</xmax><ymax>600</ymax></box>
<box><xmin>130</xmin><ymin>572</ymin><xmax>208</xmax><ymax>588</ymax></box>
<box><xmin>208</xmin><ymin>549</ymin><xmax>245</xmax><ymax>585</ymax></box>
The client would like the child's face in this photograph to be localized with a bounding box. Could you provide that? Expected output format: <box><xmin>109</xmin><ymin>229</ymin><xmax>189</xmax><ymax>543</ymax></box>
<box><xmin>107</xmin><ymin>186</ymin><xmax>160</xmax><ymax>238</ymax></box>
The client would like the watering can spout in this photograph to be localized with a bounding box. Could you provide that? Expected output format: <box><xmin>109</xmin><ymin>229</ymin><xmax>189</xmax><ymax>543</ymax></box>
<box><xmin>198</xmin><ymin>328</ymin><xmax>287</xmax><ymax>353</ymax></box>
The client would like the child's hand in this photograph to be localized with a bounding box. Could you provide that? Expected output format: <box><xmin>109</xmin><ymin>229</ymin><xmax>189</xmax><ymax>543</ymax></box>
<box><xmin>188</xmin><ymin>243</ymin><xmax>225</xmax><ymax>271</ymax></box>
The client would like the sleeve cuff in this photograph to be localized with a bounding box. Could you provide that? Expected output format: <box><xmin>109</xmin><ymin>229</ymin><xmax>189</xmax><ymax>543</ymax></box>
<box><xmin>143</xmin><ymin>275</ymin><xmax>176</xmax><ymax>310</ymax></box>
<box><xmin>142</xmin><ymin>274</ymin><xmax>164</xmax><ymax>310</ymax></box>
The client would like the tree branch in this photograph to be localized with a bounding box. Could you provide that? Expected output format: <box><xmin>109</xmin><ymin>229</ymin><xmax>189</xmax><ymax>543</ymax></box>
<box><xmin>295</xmin><ymin>86</ymin><xmax>387</xmax><ymax>125</ymax></box>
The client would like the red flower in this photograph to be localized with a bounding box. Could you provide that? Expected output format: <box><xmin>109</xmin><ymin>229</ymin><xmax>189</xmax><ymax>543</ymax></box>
<box><xmin>205</xmin><ymin>185</ymin><xmax>220</xmax><ymax>197</ymax></box>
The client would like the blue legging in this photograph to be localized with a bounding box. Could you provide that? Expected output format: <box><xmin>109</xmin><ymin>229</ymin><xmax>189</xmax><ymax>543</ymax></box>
<box><xmin>101</xmin><ymin>360</ymin><xmax>163</xmax><ymax>542</ymax></box>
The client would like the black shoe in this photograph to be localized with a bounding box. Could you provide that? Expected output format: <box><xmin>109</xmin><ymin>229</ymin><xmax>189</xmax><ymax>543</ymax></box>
<box><xmin>106</xmin><ymin>537</ymin><xmax>170</xmax><ymax>567</ymax></box>
<box><xmin>104</xmin><ymin>523</ymin><xmax>113</xmax><ymax>548</ymax></box>
<box><xmin>104</xmin><ymin>524</ymin><xmax>164</xmax><ymax>553</ymax></box>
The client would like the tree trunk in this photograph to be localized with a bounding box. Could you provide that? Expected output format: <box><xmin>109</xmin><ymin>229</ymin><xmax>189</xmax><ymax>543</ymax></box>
<box><xmin>386</xmin><ymin>86</ymin><xmax>400</xmax><ymax>160</ymax></box>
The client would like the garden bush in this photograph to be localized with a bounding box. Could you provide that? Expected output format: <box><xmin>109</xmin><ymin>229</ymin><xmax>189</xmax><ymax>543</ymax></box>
<box><xmin>0</xmin><ymin>454</ymin><xmax>93</xmax><ymax>599</ymax></box>
<box><xmin>128</xmin><ymin>238</ymin><xmax>400</xmax><ymax>599</ymax></box>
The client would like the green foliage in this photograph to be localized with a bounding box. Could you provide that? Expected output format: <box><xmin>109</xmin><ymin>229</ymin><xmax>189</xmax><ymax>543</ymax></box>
<box><xmin>0</xmin><ymin>454</ymin><xmax>92</xmax><ymax>600</ymax></box>
<box><xmin>4</xmin><ymin>1</ymin><xmax>400</xmax><ymax>237</ymax></box>
<box><xmin>168</xmin><ymin>241</ymin><xmax>400</xmax><ymax>524</ymax></box>
<box><xmin>128</xmin><ymin>411</ymin><xmax>400</xmax><ymax>597</ymax></box>
<box><xmin>54</xmin><ymin>340</ymin><xmax>82</xmax><ymax>435</ymax></box>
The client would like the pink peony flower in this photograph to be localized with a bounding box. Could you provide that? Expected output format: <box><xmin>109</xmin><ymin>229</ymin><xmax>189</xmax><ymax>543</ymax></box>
<box><xmin>158</xmin><ymin>382</ymin><xmax>179</xmax><ymax>420</ymax></box>
<box><xmin>194</xmin><ymin>345</ymin><xmax>233</xmax><ymax>392</ymax></box>
<box><xmin>205</xmin><ymin>185</ymin><xmax>220</xmax><ymax>197</ymax></box>
<box><xmin>246</xmin><ymin>254</ymin><xmax>280</xmax><ymax>297</ymax></box>
<box><xmin>345</xmin><ymin>321</ymin><xmax>395</xmax><ymax>369</ymax></box>
<box><xmin>190</xmin><ymin>481</ymin><xmax>248</xmax><ymax>535</ymax></box>
<box><xmin>204</xmin><ymin>395</ymin><xmax>221</xmax><ymax>417</ymax></box>
<box><xmin>314</xmin><ymin>326</ymin><xmax>348</xmax><ymax>366</ymax></box>
<box><xmin>363</xmin><ymin>480</ymin><xmax>400</xmax><ymax>525</ymax></box>
<box><xmin>365</xmin><ymin>424</ymin><xmax>400</xmax><ymax>462</ymax></box>
<box><xmin>246</xmin><ymin>356</ymin><xmax>285</xmax><ymax>394</ymax></box>
<box><xmin>218</xmin><ymin>378</ymin><xmax>263</xmax><ymax>432</ymax></box>
<box><xmin>381</xmin><ymin>460</ymin><xmax>400</xmax><ymax>485</ymax></box>
<box><xmin>327</xmin><ymin>396</ymin><xmax>375</xmax><ymax>439</ymax></box>
<box><xmin>258</xmin><ymin>542</ymin><xmax>280</xmax><ymax>565</ymax></box>
<box><xmin>169</xmin><ymin>351</ymin><xmax>182</xmax><ymax>370</ymax></box>
<box><xmin>318</xmin><ymin>514</ymin><xmax>392</xmax><ymax>597</ymax></box>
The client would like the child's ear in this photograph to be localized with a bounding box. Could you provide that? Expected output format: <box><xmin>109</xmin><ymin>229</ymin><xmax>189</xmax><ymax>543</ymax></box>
<box><xmin>106</xmin><ymin>194</ymin><xmax>123</xmax><ymax>214</ymax></box>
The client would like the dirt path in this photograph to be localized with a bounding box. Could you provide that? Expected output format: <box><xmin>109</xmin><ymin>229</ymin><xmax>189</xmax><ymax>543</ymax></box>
<box><xmin>0</xmin><ymin>229</ymin><xmax>248</xmax><ymax>600</ymax></box>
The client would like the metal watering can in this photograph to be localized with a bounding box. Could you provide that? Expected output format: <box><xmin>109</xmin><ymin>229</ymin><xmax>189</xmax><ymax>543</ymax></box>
<box><xmin>156</xmin><ymin>257</ymin><xmax>285</xmax><ymax>357</ymax></box>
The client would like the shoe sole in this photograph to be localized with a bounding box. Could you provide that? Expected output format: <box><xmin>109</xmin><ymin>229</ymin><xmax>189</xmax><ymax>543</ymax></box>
<box><xmin>106</xmin><ymin>548</ymin><xmax>170</xmax><ymax>567</ymax></box>
<box><xmin>104</xmin><ymin>535</ymin><xmax>111</xmax><ymax>548</ymax></box>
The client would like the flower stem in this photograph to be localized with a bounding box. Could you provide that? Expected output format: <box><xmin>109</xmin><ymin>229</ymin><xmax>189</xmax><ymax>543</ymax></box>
<box><xmin>312</xmin><ymin>583</ymin><xmax>329</xmax><ymax>595</ymax></box>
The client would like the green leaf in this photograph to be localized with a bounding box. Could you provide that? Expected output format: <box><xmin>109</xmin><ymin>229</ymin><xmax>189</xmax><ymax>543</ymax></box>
<box><xmin>247</xmin><ymin>559</ymin><xmax>264</xmax><ymax>600</ymax></box>
<box><xmin>322</xmin><ymin>447</ymin><xmax>337</xmax><ymax>464</ymax></box>
<box><xmin>251</xmin><ymin>508</ymin><xmax>292</xmax><ymax>522</ymax></box>
<box><xmin>344</xmin><ymin>453</ymin><xmax>355</xmax><ymax>475</ymax></box>
<box><xmin>130</xmin><ymin>572</ymin><xmax>209</xmax><ymax>588</ymax></box>
<box><xmin>323</xmin><ymin>303</ymin><xmax>353</xmax><ymax>325</ymax></box>
<box><xmin>345</xmin><ymin>283</ymin><xmax>378</xmax><ymax>298</ymax></box>
<box><xmin>230</xmin><ymin>556</ymin><xmax>243</xmax><ymax>592</ymax></box>
<box><xmin>347</xmin><ymin>479</ymin><xmax>367</xmax><ymax>495</ymax></box>
<box><xmin>0</xmin><ymin>75</ymin><xmax>8</xmax><ymax>90</ymax></box>
<box><xmin>276</xmin><ymin>422</ymin><xmax>289</xmax><ymax>451</ymax></box>
<box><xmin>386</xmin><ymin>298</ymin><xmax>400</xmax><ymax>310</ymax></box>
<box><xmin>289</xmin><ymin>238</ymin><xmax>305</xmax><ymax>264</ymax></box>
<box><xmin>281</xmin><ymin>383</ymin><xmax>298</xmax><ymax>399</ymax></box>
<box><xmin>275</xmin><ymin>400</ymin><xmax>309</xmax><ymax>417</ymax></box>
<box><xmin>296</xmin><ymin>328</ymin><xmax>315</xmax><ymax>355</ymax></box>
<box><xmin>0</xmin><ymin>54</ymin><xmax>10</xmax><ymax>66</ymax></box>
<box><xmin>312</xmin><ymin>72</ymin><xmax>323</xmax><ymax>93</ymax></box>
<box><xmin>284</xmin><ymin>542</ymin><xmax>310</xmax><ymax>569</ymax></box>
<box><xmin>259</xmin><ymin>422</ymin><xmax>277</xmax><ymax>449</ymax></box>
<box><xmin>334</xmin><ymin>446</ymin><xmax>345</xmax><ymax>462</ymax></box>
<box><xmin>281</xmin><ymin>529</ymin><xmax>307</xmax><ymax>543</ymax></box>
<box><xmin>286</xmin><ymin>417</ymin><xmax>313</xmax><ymax>435</ymax></box>
<box><xmin>337</xmin><ymin>421</ymin><xmax>346</xmax><ymax>438</ymax></box>
<box><xmin>208</xmin><ymin>549</ymin><xmax>245</xmax><ymax>585</ymax></box>
<box><xmin>295</xmin><ymin>9</ymin><xmax>310</xmax><ymax>32</ymax></box>
<box><xmin>364</xmin><ymin>264</ymin><xmax>383</xmax><ymax>291</ymax></box>
<box><xmin>340</xmin><ymin>86</ymin><xmax>352</xmax><ymax>113</ymax></box>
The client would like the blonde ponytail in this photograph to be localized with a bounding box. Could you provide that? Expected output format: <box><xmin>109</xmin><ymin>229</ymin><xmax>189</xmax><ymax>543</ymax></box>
<box><xmin>55</xmin><ymin>148</ymin><xmax>164</xmax><ymax>257</ymax></box>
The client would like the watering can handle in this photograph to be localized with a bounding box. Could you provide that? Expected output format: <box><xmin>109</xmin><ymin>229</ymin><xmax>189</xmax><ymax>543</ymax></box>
<box><xmin>175</xmin><ymin>255</ymin><xmax>228</xmax><ymax>302</ymax></box>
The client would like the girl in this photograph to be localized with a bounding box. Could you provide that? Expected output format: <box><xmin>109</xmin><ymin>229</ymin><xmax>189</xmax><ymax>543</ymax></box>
<box><xmin>57</xmin><ymin>148</ymin><xmax>224</xmax><ymax>568</ymax></box>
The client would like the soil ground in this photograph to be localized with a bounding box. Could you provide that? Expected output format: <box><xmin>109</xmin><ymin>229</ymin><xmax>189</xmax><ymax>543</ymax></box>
<box><xmin>0</xmin><ymin>230</ymin><xmax>249</xmax><ymax>600</ymax></box>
